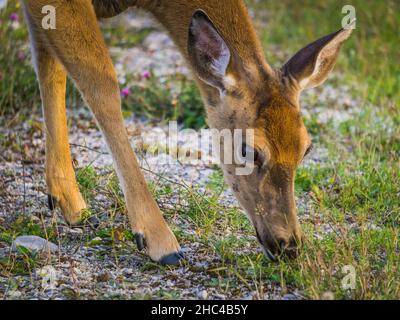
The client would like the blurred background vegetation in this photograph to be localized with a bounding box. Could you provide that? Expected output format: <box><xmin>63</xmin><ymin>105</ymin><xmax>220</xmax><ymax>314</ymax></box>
<box><xmin>1</xmin><ymin>0</ymin><xmax>399</xmax><ymax>122</ymax></box>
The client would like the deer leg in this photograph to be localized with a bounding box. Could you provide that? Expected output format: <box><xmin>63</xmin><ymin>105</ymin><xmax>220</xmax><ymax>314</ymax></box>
<box><xmin>23</xmin><ymin>0</ymin><xmax>182</xmax><ymax>264</ymax></box>
<box><xmin>24</xmin><ymin>9</ymin><xmax>86</xmax><ymax>225</ymax></box>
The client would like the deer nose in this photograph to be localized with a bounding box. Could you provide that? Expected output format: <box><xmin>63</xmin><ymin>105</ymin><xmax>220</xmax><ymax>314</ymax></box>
<box><xmin>257</xmin><ymin>231</ymin><xmax>301</xmax><ymax>260</ymax></box>
<box><xmin>278</xmin><ymin>238</ymin><xmax>299</xmax><ymax>259</ymax></box>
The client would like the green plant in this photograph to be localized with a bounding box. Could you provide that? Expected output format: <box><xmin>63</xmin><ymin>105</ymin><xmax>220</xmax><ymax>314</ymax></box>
<box><xmin>120</xmin><ymin>73</ymin><xmax>206</xmax><ymax>129</ymax></box>
<box><xmin>0</xmin><ymin>1</ymin><xmax>40</xmax><ymax>116</ymax></box>
<box><xmin>76</xmin><ymin>165</ymin><xmax>99</xmax><ymax>202</ymax></box>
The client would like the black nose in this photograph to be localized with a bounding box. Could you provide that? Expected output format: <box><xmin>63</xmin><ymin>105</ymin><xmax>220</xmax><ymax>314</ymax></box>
<box><xmin>256</xmin><ymin>231</ymin><xmax>300</xmax><ymax>260</ymax></box>
<box><xmin>259</xmin><ymin>236</ymin><xmax>300</xmax><ymax>260</ymax></box>
<box><xmin>278</xmin><ymin>238</ymin><xmax>299</xmax><ymax>259</ymax></box>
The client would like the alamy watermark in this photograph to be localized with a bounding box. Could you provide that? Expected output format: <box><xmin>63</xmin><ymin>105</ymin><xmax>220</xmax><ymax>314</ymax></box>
<box><xmin>341</xmin><ymin>265</ymin><xmax>356</xmax><ymax>290</ymax></box>
<box><xmin>34</xmin><ymin>4</ymin><xmax>356</xmax><ymax>31</ymax></box>
<box><xmin>39</xmin><ymin>265</ymin><xmax>58</xmax><ymax>292</ymax></box>
<box><xmin>342</xmin><ymin>5</ymin><xmax>357</xmax><ymax>29</ymax></box>
<box><xmin>41</xmin><ymin>5</ymin><xmax>56</xmax><ymax>30</ymax></box>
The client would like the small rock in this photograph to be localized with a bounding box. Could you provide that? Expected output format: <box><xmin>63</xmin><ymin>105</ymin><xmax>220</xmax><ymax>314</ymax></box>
<box><xmin>8</xmin><ymin>290</ymin><xmax>22</xmax><ymax>299</ymax></box>
<box><xmin>197</xmin><ymin>289</ymin><xmax>208</xmax><ymax>300</ymax></box>
<box><xmin>321</xmin><ymin>291</ymin><xmax>335</xmax><ymax>300</ymax></box>
<box><xmin>122</xmin><ymin>268</ymin><xmax>133</xmax><ymax>276</ymax></box>
<box><xmin>12</xmin><ymin>236</ymin><xmax>58</xmax><ymax>253</ymax></box>
<box><xmin>67</xmin><ymin>228</ymin><xmax>83</xmax><ymax>235</ymax></box>
<box><xmin>282</xmin><ymin>294</ymin><xmax>299</xmax><ymax>300</ymax></box>
<box><xmin>30</xmin><ymin>215</ymin><xmax>41</xmax><ymax>224</ymax></box>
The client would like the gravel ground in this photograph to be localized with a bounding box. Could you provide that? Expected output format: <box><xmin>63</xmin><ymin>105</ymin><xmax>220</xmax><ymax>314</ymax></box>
<box><xmin>0</xmin><ymin>109</ymin><xmax>286</xmax><ymax>300</ymax></box>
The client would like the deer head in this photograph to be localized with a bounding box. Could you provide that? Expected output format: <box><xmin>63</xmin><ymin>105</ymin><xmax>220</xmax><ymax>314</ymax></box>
<box><xmin>187</xmin><ymin>10</ymin><xmax>354</xmax><ymax>259</ymax></box>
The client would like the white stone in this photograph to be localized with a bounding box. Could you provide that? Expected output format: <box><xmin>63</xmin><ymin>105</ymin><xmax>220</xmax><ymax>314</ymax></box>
<box><xmin>197</xmin><ymin>289</ymin><xmax>208</xmax><ymax>300</ymax></box>
<box><xmin>12</xmin><ymin>236</ymin><xmax>58</xmax><ymax>253</ymax></box>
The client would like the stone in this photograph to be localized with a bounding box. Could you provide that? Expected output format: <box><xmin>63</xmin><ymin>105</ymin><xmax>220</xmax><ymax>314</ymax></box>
<box><xmin>282</xmin><ymin>294</ymin><xmax>299</xmax><ymax>300</ymax></box>
<box><xmin>197</xmin><ymin>289</ymin><xmax>208</xmax><ymax>300</ymax></box>
<box><xmin>12</xmin><ymin>235</ymin><xmax>58</xmax><ymax>253</ymax></box>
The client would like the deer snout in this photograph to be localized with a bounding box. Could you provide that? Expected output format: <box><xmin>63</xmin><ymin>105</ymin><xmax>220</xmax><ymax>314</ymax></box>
<box><xmin>256</xmin><ymin>223</ymin><xmax>302</xmax><ymax>261</ymax></box>
<box><xmin>260</xmin><ymin>234</ymin><xmax>302</xmax><ymax>260</ymax></box>
<box><xmin>278</xmin><ymin>237</ymin><xmax>301</xmax><ymax>259</ymax></box>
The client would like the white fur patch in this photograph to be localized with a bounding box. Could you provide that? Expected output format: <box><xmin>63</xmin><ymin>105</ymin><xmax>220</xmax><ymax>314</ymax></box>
<box><xmin>223</xmin><ymin>74</ymin><xmax>237</xmax><ymax>88</ymax></box>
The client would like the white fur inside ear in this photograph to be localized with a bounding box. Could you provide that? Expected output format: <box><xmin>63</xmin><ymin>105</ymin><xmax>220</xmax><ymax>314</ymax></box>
<box><xmin>299</xmin><ymin>52</ymin><xmax>323</xmax><ymax>90</ymax></box>
<box><xmin>223</xmin><ymin>74</ymin><xmax>237</xmax><ymax>88</ymax></box>
<box><xmin>299</xmin><ymin>27</ymin><xmax>354</xmax><ymax>90</ymax></box>
<box><xmin>299</xmin><ymin>77</ymin><xmax>311</xmax><ymax>90</ymax></box>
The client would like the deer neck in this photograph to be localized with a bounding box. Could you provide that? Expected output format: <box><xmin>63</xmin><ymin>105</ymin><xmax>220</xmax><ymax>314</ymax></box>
<box><xmin>143</xmin><ymin>0</ymin><xmax>271</xmax><ymax>114</ymax></box>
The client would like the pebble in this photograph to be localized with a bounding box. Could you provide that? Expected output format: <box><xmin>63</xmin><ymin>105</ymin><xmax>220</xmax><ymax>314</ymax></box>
<box><xmin>282</xmin><ymin>294</ymin><xmax>299</xmax><ymax>300</ymax></box>
<box><xmin>214</xmin><ymin>293</ymin><xmax>226</xmax><ymax>300</ymax></box>
<box><xmin>12</xmin><ymin>236</ymin><xmax>58</xmax><ymax>253</ymax></box>
<box><xmin>197</xmin><ymin>289</ymin><xmax>208</xmax><ymax>300</ymax></box>
<box><xmin>67</xmin><ymin>228</ymin><xmax>84</xmax><ymax>235</ymax></box>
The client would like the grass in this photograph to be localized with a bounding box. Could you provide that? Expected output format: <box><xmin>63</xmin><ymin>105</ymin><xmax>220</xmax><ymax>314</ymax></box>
<box><xmin>0</xmin><ymin>215</ymin><xmax>58</xmax><ymax>279</ymax></box>
<box><xmin>253</xmin><ymin>0</ymin><xmax>400</xmax><ymax>107</ymax></box>
<box><xmin>120</xmin><ymin>73</ymin><xmax>206</xmax><ymax>128</ymax></box>
<box><xmin>0</xmin><ymin>1</ymin><xmax>206</xmax><ymax>128</ymax></box>
<box><xmin>0</xmin><ymin>1</ymin><xmax>39</xmax><ymax>116</ymax></box>
<box><xmin>76</xmin><ymin>165</ymin><xmax>100</xmax><ymax>202</ymax></box>
<box><xmin>0</xmin><ymin>0</ymin><xmax>399</xmax><ymax>299</ymax></box>
<box><xmin>147</xmin><ymin>163</ymin><xmax>399</xmax><ymax>299</ymax></box>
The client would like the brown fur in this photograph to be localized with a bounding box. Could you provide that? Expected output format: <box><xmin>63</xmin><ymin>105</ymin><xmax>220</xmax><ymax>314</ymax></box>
<box><xmin>21</xmin><ymin>0</ymin><xmax>353</xmax><ymax>262</ymax></box>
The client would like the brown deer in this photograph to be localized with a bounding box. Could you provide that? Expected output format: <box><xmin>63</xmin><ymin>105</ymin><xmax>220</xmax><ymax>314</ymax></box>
<box><xmin>21</xmin><ymin>0</ymin><xmax>354</xmax><ymax>265</ymax></box>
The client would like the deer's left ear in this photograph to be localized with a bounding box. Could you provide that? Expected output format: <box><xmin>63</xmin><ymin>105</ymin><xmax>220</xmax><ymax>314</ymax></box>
<box><xmin>188</xmin><ymin>10</ymin><xmax>231</xmax><ymax>92</ymax></box>
<box><xmin>282</xmin><ymin>24</ymin><xmax>354</xmax><ymax>91</ymax></box>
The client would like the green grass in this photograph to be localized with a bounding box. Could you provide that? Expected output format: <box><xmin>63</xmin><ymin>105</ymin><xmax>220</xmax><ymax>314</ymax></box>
<box><xmin>120</xmin><ymin>74</ymin><xmax>206</xmax><ymax>128</ymax></box>
<box><xmin>0</xmin><ymin>215</ymin><xmax>58</xmax><ymax>278</ymax></box>
<box><xmin>145</xmin><ymin>164</ymin><xmax>398</xmax><ymax>299</ymax></box>
<box><xmin>76</xmin><ymin>165</ymin><xmax>100</xmax><ymax>202</ymax></box>
<box><xmin>249</xmin><ymin>0</ymin><xmax>400</xmax><ymax>107</ymax></box>
<box><xmin>0</xmin><ymin>1</ymin><xmax>39</xmax><ymax>116</ymax></box>
<box><xmin>0</xmin><ymin>1</ymin><xmax>205</xmax><ymax>128</ymax></box>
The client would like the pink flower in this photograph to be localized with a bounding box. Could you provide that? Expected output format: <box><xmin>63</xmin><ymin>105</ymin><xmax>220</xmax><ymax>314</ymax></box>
<box><xmin>142</xmin><ymin>70</ymin><xmax>151</xmax><ymax>80</ymax></box>
<box><xmin>9</xmin><ymin>13</ymin><xmax>19</xmax><ymax>22</ymax></box>
<box><xmin>17</xmin><ymin>50</ymin><xmax>25</xmax><ymax>61</ymax></box>
<box><xmin>121</xmin><ymin>87</ymin><xmax>130</xmax><ymax>98</ymax></box>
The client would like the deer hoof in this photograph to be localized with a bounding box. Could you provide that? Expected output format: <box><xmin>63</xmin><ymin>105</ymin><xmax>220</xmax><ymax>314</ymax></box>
<box><xmin>135</xmin><ymin>233</ymin><xmax>146</xmax><ymax>251</ymax></box>
<box><xmin>159</xmin><ymin>251</ymin><xmax>185</xmax><ymax>266</ymax></box>
<box><xmin>47</xmin><ymin>194</ymin><xmax>57</xmax><ymax>211</ymax></box>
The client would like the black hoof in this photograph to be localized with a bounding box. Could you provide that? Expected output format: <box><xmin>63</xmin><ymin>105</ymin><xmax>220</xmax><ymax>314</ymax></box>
<box><xmin>160</xmin><ymin>251</ymin><xmax>185</xmax><ymax>266</ymax></box>
<box><xmin>47</xmin><ymin>194</ymin><xmax>57</xmax><ymax>211</ymax></box>
<box><xmin>135</xmin><ymin>233</ymin><xmax>146</xmax><ymax>251</ymax></box>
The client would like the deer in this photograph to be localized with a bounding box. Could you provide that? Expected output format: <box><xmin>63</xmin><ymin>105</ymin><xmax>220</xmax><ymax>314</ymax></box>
<box><xmin>21</xmin><ymin>0</ymin><xmax>354</xmax><ymax>265</ymax></box>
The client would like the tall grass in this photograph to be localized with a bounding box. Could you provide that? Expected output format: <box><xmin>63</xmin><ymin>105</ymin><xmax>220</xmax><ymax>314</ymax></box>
<box><xmin>0</xmin><ymin>1</ymin><xmax>205</xmax><ymax>127</ymax></box>
<box><xmin>249</xmin><ymin>0</ymin><xmax>400</xmax><ymax>107</ymax></box>
<box><xmin>0</xmin><ymin>1</ymin><xmax>39</xmax><ymax>116</ymax></box>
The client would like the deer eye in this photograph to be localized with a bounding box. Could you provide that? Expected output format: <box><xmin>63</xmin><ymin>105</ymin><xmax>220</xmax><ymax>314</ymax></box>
<box><xmin>304</xmin><ymin>144</ymin><xmax>313</xmax><ymax>158</ymax></box>
<box><xmin>242</xmin><ymin>144</ymin><xmax>260</xmax><ymax>164</ymax></box>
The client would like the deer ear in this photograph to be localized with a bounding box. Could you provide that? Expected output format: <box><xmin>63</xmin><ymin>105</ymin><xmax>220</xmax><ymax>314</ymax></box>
<box><xmin>282</xmin><ymin>23</ymin><xmax>354</xmax><ymax>91</ymax></box>
<box><xmin>188</xmin><ymin>10</ymin><xmax>231</xmax><ymax>92</ymax></box>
